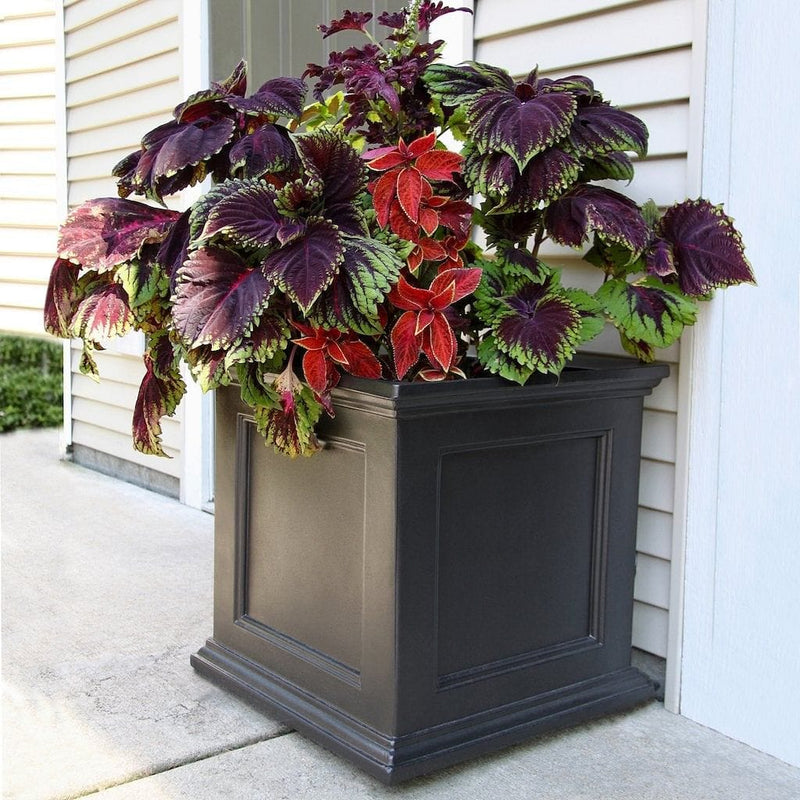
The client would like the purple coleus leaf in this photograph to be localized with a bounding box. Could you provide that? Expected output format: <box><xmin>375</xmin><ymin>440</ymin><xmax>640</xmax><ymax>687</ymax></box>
<box><xmin>545</xmin><ymin>185</ymin><xmax>650</xmax><ymax>255</ymax></box>
<box><xmin>261</xmin><ymin>217</ymin><xmax>344</xmax><ymax>312</ymax></box>
<box><xmin>656</xmin><ymin>199</ymin><xmax>754</xmax><ymax>296</ymax></box>
<box><xmin>43</xmin><ymin>258</ymin><xmax>81</xmax><ymax>338</ymax></box>
<box><xmin>200</xmin><ymin>179</ymin><xmax>290</xmax><ymax>248</ymax></box>
<box><xmin>173</xmin><ymin>246</ymin><xmax>275</xmax><ymax>349</ymax></box>
<box><xmin>568</xmin><ymin>100</ymin><xmax>648</xmax><ymax>158</ymax></box>
<box><xmin>490</xmin><ymin>148</ymin><xmax>581</xmax><ymax>212</ymax></box>
<box><xmin>416</xmin><ymin>2</ymin><xmax>473</xmax><ymax>31</ymax></box>
<box><xmin>69</xmin><ymin>278</ymin><xmax>135</xmax><ymax>340</ymax></box>
<box><xmin>423</xmin><ymin>61</ymin><xmax>514</xmax><ymax>106</ymax></box>
<box><xmin>318</xmin><ymin>10</ymin><xmax>373</xmax><ymax>38</ymax></box>
<box><xmin>466</xmin><ymin>88</ymin><xmax>577</xmax><ymax>170</ymax></box>
<box><xmin>132</xmin><ymin>350</ymin><xmax>186</xmax><ymax>457</ymax></box>
<box><xmin>492</xmin><ymin>280</ymin><xmax>583</xmax><ymax>375</ymax></box>
<box><xmin>227</xmin><ymin>77</ymin><xmax>306</xmax><ymax>119</ymax></box>
<box><xmin>295</xmin><ymin>129</ymin><xmax>367</xmax><ymax>207</ymax></box>
<box><xmin>596</xmin><ymin>277</ymin><xmax>698</xmax><ymax>352</ymax></box>
<box><xmin>229</xmin><ymin>124</ymin><xmax>299</xmax><ymax>179</ymax></box>
<box><xmin>57</xmin><ymin>199</ymin><xmax>180</xmax><ymax>272</ymax></box>
<box><xmin>646</xmin><ymin>239</ymin><xmax>676</xmax><ymax>278</ymax></box>
<box><xmin>579</xmin><ymin>151</ymin><xmax>635</xmax><ymax>183</ymax></box>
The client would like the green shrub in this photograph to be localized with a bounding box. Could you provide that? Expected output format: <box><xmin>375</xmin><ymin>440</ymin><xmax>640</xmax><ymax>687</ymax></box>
<box><xmin>0</xmin><ymin>335</ymin><xmax>64</xmax><ymax>432</ymax></box>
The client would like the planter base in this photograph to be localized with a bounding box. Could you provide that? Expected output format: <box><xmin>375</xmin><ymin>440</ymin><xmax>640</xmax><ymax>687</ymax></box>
<box><xmin>192</xmin><ymin>640</ymin><xmax>654</xmax><ymax>784</ymax></box>
<box><xmin>193</xmin><ymin>356</ymin><xmax>667</xmax><ymax>784</ymax></box>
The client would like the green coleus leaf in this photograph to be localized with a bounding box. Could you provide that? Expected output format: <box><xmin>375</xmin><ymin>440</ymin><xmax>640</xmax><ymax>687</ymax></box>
<box><xmin>311</xmin><ymin>234</ymin><xmax>404</xmax><ymax>334</ymax></box>
<box><xmin>562</xmin><ymin>288</ymin><xmax>606</xmax><ymax>345</ymax></box>
<box><xmin>132</xmin><ymin>349</ymin><xmax>187</xmax><ymax>457</ymax></box>
<box><xmin>79</xmin><ymin>341</ymin><xmax>100</xmax><ymax>381</ymax></box>
<box><xmin>491</xmin><ymin>280</ymin><xmax>583</xmax><ymax>376</ymax></box>
<box><xmin>115</xmin><ymin>251</ymin><xmax>167</xmax><ymax>310</ymax></box>
<box><xmin>236</xmin><ymin>361</ymin><xmax>280</xmax><ymax>411</ymax></box>
<box><xmin>476</xmin><ymin>334</ymin><xmax>534</xmax><ymax>385</ymax></box>
<box><xmin>254</xmin><ymin>366</ymin><xmax>323</xmax><ymax>457</ymax></box>
<box><xmin>596</xmin><ymin>277</ymin><xmax>698</xmax><ymax>351</ymax></box>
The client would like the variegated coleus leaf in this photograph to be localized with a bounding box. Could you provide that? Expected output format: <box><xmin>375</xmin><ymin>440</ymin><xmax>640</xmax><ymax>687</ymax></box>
<box><xmin>489</xmin><ymin>280</ymin><xmax>583</xmax><ymax>377</ymax></box>
<box><xmin>476</xmin><ymin>333</ymin><xmax>534</xmax><ymax>384</ymax></box>
<box><xmin>229</xmin><ymin>124</ymin><xmax>299</xmax><ymax>179</ymax></box>
<box><xmin>69</xmin><ymin>275</ymin><xmax>135</xmax><ymax>341</ymax></box>
<box><xmin>311</xmin><ymin>234</ymin><xmax>406</xmax><ymax>334</ymax></box>
<box><xmin>226</xmin><ymin>76</ymin><xmax>306</xmax><ymax>119</ymax></box>
<box><xmin>579</xmin><ymin>151</ymin><xmax>635</xmax><ymax>183</ymax></box>
<box><xmin>198</xmin><ymin>179</ymin><xmax>291</xmax><ymax>249</ymax></box>
<box><xmin>261</xmin><ymin>217</ymin><xmax>344</xmax><ymax>312</ymax></box>
<box><xmin>545</xmin><ymin>185</ymin><xmax>650</xmax><ymax>255</ymax></box>
<box><xmin>656</xmin><ymin>199</ymin><xmax>754</xmax><ymax>296</ymax></box>
<box><xmin>466</xmin><ymin>88</ymin><xmax>577</xmax><ymax>172</ymax></box>
<box><xmin>254</xmin><ymin>365</ymin><xmax>323</xmax><ymax>457</ymax></box>
<box><xmin>568</xmin><ymin>100</ymin><xmax>648</xmax><ymax>159</ymax></box>
<box><xmin>132</xmin><ymin>349</ymin><xmax>187</xmax><ymax>457</ymax></box>
<box><xmin>115</xmin><ymin>247</ymin><xmax>167</xmax><ymax>312</ymax></box>
<box><xmin>562</xmin><ymin>288</ymin><xmax>606</xmax><ymax>345</ymax></box>
<box><xmin>173</xmin><ymin>60</ymin><xmax>248</xmax><ymax>122</ymax></box>
<box><xmin>595</xmin><ymin>277</ymin><xmax>698</xmax><ymax>355</ymax></box>
<box><xmin>57</xmin><ymin>198</ymin><xmax>180</xmax><ymax>272</ymax></box>
<box><xmin>172</xmin><ymin>246</ymin><xmax>275</xmax><ymax>349</ymax></box>
<box><xmin>490</xmin><ymin>149</ymin><xmax>581</xmax><ymax>213</ymax></box>
<box><xmin>44</xmin><ymin>258</ymin><xmax>81</xmax><ymax>338</ymax></box>
<box><xmin>186</xmin><ymin>314</ymin><xmax>289</xmax><ymax>391</ymax></box>
<box><xmin>422</xmin><ymin>61</ymin><xmax>515</xmax><ymax>106</ymax></box>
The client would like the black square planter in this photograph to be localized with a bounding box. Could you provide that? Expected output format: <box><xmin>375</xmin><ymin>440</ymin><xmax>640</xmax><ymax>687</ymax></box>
<box><xmin>192</xmin><ymin>354</ymin><xmax>668</xmax><ymax>783</ymax></box>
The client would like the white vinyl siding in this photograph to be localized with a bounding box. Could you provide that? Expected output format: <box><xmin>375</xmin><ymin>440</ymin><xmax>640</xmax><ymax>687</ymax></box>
<box><xmin>63</xmin><ymin>0</ymin><xmax>183</xmax><ymax>491</ymax></box>
<box><xmin>475</xmin><ymin>0</ymin><xmax>696</xmax><ymax>657</ymax></box>
<box><xmin>0</xmin><ymin>2</ymin><xmax>59</xmax><ymax>335</ymax></box>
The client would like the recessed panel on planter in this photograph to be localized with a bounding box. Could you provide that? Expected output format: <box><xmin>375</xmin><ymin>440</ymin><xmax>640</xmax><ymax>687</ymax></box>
<box><xmin>435</xmin><ymin>432</ymin><xmax>608</xmax><ymax>684</ymax></box>
<box><xmin>243</xmin><ymin>421</ymin><xmax>366</xmax><ymax>675</ymax></box>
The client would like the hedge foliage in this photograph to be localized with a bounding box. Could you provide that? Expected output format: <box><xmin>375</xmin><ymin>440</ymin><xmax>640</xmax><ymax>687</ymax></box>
<box><xmin>0</xmin><ymin>335</ymin><xmax>63</xmax><ymax>432</ymax></box>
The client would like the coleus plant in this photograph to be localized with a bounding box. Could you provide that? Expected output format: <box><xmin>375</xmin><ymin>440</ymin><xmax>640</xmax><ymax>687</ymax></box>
<box><xmin>44</xmin><ymin>0</ymin><xmax>754</xmax><ymax>458</ymax></box>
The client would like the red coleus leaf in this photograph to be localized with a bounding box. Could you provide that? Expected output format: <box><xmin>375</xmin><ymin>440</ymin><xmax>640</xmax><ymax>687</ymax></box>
<box><xmin>391</xmin><ymin>310</ymin><xmax>422</xmax><ymax>379</ymax></box>
<box><xmin>406</xmin><ymin>132</ymin><xmax>437</xmax><ymax>158</ymax></box>
<box><xmin>387</xmin><ymin>274</ymin><xmax>434</xmax><ymax>310</ymax></box>
<box><xmin>371</xmin><ymin>170</ymin><xmax>399</xmax><ymax>229</ymax></box>
<box><xmin>430</xmin><ymin>267</ymin><xmax>483</xmax><ymax>303</ymax></box>
<box><xmin>338</xmin><ymin>339</ymin><xmax>382</xmax><ymax>379</ymax></box>
<box><xmin>414</xmin><ymin>149</ymin><xmax>463</xmax><ymax>182</ymax></box>
<box><xmin>424</xmin><ymin>312</ymin><xmax>457</xmax><ymax>372</ymax></box>
<box><xmin>366</xmin><ymin>149</ymin><xmax>408</xmax><ymax>172</ymax></box>
<box><xmin>396</xmin><ymin>167</ymin><xmax>427</xmax><ymax>223</ymax></box>
<box><xmin>302</xmin><ymin>348</ymin><xmax>337</xmax><ymax>396</ymax></box>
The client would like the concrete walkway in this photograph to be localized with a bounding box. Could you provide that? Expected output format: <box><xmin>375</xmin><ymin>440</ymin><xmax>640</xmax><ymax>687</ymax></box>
<box><xmin>3</xmin><ymin>427</ymin><xmax>800</xmax><ymax>800</ymax></box>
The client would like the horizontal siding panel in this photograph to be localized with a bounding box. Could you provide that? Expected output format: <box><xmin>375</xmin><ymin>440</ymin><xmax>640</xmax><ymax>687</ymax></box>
<box><xmin>639</xmin><ymin>458</ymin><xmax>675</xmax><ymax>513</ymax></box>
<box><xmin>2</xmin><ymin>1</ymin><xmax>55</xmax><ymax>16</ymax></box>
<box><xmin>0</xmin><ymin>123</ymin><xmax>57</xmax><ymax>150</ymax></box>
<box><xmin>0</xmin><ymin>70</ymin><xmax>55</xmax><ymax>98</ymax></box>
<box><xmin>540</xmin><ymin>48</ymin><xmax>691</xmax><ymax>107</ymax></box>
<box><xmin>637</xmin><ymin>103</ymin><xmax>690</xmax><ymax>157</ymax></box>
<box><xmin>475</xmin><ymin>0</ymin><xmax>692</xmax><ymax>75</ymax></box>
<box><xmin>0</xmin><ymin>254</ymin><xmax>55</xmax><ymax>282</ymax></box>
<box><xmin>641</xmin><ymin>408</ymin><xmax>677</xmax><ymax>462</ymax></box>
<box><xmin>66</xmin><ymin>50</ymin><xmax>179</xmax><ymax>107</ymax></box>
<box><xmin>68</xmin><ymin>177</ymin><xmax>121</xmax><ymax>206</ymax></box>
<box><xmin>0</xmin><ymin>306</ymin><xmax>50</xmax><ymax>336</ymax></box>
<box><xmin>474</xmin><ymin>0</ymin><xmax>642</xmax><ymax>39</ymax></box>
<box><xmin>0</xmin><ymin>43</ymin><xmax>56</xmax><ymax>73</ymax></box>
<box><xmin>67</xmin><ymin>147</ymin><xmax>132</xmax><ymax>182</ymax></box>
<box><xmin>646</xmin><ymin>366</ymin><xmax>679</xmax><ymax>413</ymax></box>
<box><xmin>632</xmin><ymin>601</ymin><xmax>668</xmax><ymax>657</ymax></box>
<box><xmin>0</xmin><ymin>174</ymin><xmax>58</xmax><ymax>201</ymax></box>
<box><xmin>72</xmin><ymin>420</ymin><xmax>181</xmax><ymax>476</ymax></box>
<box><xmin>67</xmin><ymin>112</ymin><xmax>168</xmax><ymax>157</ymax></box>
<box><xmin>0</xmin><ymin>226</ymin><xmax>57</xmax><ymax>256</ymax></box>
<box><xmin>0</xmin><ymin>96</ymin><xmax>56</xmax><ymax>123</ymax></box>
<box><xmin>67</xmin><ymin>79</ymin><xmax>178</xmax><ymax>132</ymax></box>
<box><xmin>65</xmin><ymin>0</ymin><xmax>179</xmax><ymax>58</ymax></box>
<box><xmin>0</xmin><ymin>199</ymin><xmax>59</xmax><ymax>228</ymax></box>
<box><xmin>0</xmin><ymin>150</ymin><xmax>57</xmax><ymax>176</ymax></box>
<box><xmin>65</xmin><ymin>21</ymin><xmax>179</xmax><ymax>82</ymax></box>
<box><xmin>64</xmin><ymin>0</ymin><xmax>142</xmax><ymax>32</ymax></box>
<box><xmin>0</xmin><ymin>15</ymin><xmax>54</xmax><ymax>46</ymax></box>
<box><xmin>70</xmin><ymin>347</ymin><xmax>144</xmax><ymax>385</ymax></box>
<box><xmin>636</xmin><ymin>507</ymin><xmax>674</xmax><ymax>560</ymax></box>
<box><xmin>0</xmin><ymin>280</ymin><xmax>47</xmax><ymax>309</ymax></box>
<box><xmin>634</xmin><ymin>552</ymin><xmax>671</xmax><ymax>609</ymax></box>
<box><xmin>599</xmin><ymin>157</ymin><xmax>687</xmax><ymax>206</ymax></box>
<box><xmin>72</xmin><ymin>395</ymin><xmax>181</xmax><ymax>450</ymax></box>
<box><xmin>72</xmin><ymin>372</ymin><xmax>145</xmax><ymax>410</ymax></box>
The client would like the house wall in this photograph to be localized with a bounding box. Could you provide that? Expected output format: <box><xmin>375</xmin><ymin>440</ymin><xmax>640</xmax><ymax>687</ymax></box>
<box><xmin>61</xmin><ymin>0</ymin><xmax>185</xmax><ymax>496</ymax></box>
<box><xmin>679</xmin><ymin>0</ymin><xmax>800</xmax><ymax>768</ymax></box>
<box><xmin>0</xmin><ymin>0</ymin><xmax>60</xmax><ymax>336</ymax></box>
<box><xmin>473</xmin><ymin>0</ymin><xmax>698</xmax><ymax>659</ymax></box>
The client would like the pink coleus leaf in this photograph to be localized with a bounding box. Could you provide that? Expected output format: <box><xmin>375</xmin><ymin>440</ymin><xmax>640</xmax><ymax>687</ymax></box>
<box><xmin>43</xmin><ymin>258</ymin><xmax>81</xmax><ymax>338</ymax></box>
<box><xmin>132</xmin><ymin>351</ymin><xmax>186</xmax><ymax>457</ymax></box>
<box><xmin>69</xmin><ymin>280</ymin><xmax>134</xmax><ymax>340</ymax></box>
<box><xmin>58</xmin><ymin>198</ymin><xmax>180</xmax><ymax>272</ymax></box>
